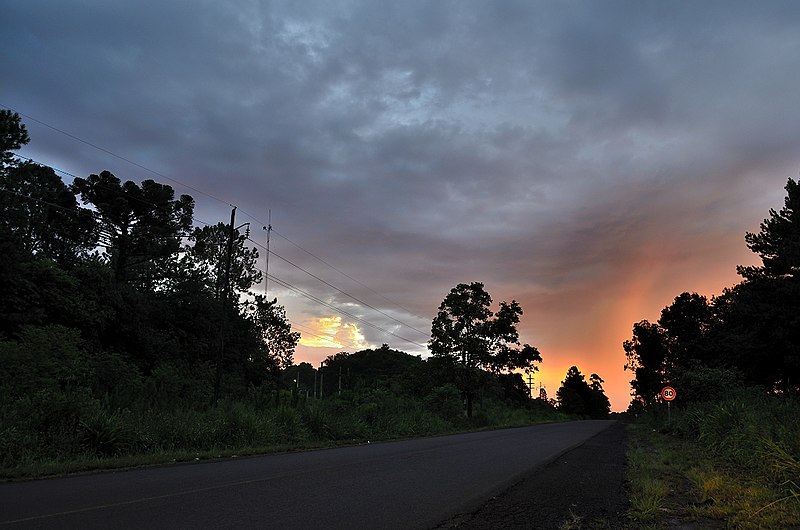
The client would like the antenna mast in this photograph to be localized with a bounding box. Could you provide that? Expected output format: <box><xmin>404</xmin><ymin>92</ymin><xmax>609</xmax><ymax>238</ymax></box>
<box><xmin>263</xmin><ymin>209</ymin><xmax>272</xmax><ymax>298</ymax></box>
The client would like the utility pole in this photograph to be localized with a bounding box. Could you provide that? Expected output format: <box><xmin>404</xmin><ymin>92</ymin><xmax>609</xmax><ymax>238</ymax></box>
<box><xmin>262</xmin><ymin>210</ymin><xmax>271</xmax><ymax>298</ymax></box>
<box><xmin>213</xmin><ymin>206</ymin><xmax>236</xmax><ymax>407</ymax></box>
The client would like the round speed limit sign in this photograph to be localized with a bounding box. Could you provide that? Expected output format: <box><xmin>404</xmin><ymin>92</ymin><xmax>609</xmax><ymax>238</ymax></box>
<box><xmin>661</xmin><ymin>386</ymin><xmax>677</xmax><ymax>401</ymax></box>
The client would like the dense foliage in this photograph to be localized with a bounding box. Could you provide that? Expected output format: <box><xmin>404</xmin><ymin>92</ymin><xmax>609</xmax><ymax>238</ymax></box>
<box><xmin>0</xmin><ymin>112</ymin><xmax>297</xmax><ymax>469</ymax></box>
<box><xmin>624</xmin><ymin>177</ymin><xmax>800</xmax><ymax>524</ymax></box>
<box><xmin>0</xmin><ymin>113</ymin><xmax>564</xmax><ymax>475</ymax></box>
<box><xmin>625</xmin><ymin>177</ymin><xmax>800</xmax><ymax>409</ymax></box>
<box><xmin>555</xmin><ymin>366</ymin><xmax>611</xmax><ymax>418</ymax></box>
<box><xmin>429</xmin><ymin>282</ymin><xmax>542</xmax><ymax>416</ymax></box>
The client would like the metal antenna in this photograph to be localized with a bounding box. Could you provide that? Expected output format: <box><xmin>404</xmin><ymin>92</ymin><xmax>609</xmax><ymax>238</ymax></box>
<box><xmin>263</xmin><ymin>209</ymin><xmax>272</xmax><ymax>298</ymax></box>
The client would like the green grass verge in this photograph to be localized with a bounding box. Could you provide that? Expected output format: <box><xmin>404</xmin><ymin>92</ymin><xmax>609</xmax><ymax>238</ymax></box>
<box><xmin>626</xmin><ymin>422</ymin><xmax>800</xmax><ymax>529</ymax></box>
<box><xmin>1</xmin><ymin>394</ymin><xmax>568</xmax><ymax>481</ymax></box>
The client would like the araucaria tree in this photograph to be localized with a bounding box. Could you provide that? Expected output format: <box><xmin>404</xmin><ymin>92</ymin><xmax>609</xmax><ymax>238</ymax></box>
<box><xmin>429</xmin><ymin>282</ymin><xmax>542</xmax><ymax>417</ymax></box>
<box><xmin>72</xmin><ymin>170</ymin><xmax>195</xmax><ymax>286</ymax></box>
<box><xmin>731</xmin><ymin>178</ymin><xmax>800</xmax><ymax>392</ymax></box>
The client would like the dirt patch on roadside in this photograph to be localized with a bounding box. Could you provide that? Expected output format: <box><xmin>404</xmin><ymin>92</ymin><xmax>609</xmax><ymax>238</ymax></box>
<box><xmin>435</xmin><ymin>421</ymin><xmax>628</xmax><ymax>529</ymax></box>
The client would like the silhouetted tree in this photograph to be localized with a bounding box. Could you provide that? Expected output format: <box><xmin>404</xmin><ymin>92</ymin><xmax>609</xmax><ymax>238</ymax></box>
<box><xmin>624</xmin><ymin>320</ymin><xmax>670</xmax><ymax>408</ymax></box>
<box><xmin>557</xmin><ymin>366</ymin><xmax>586</xmax><ymax>415</ymax></box>
<box><xmin>729</xmin><ymin>178</ymin><xmax>800</xmax><ymax>392</ymax></box>
<box><xmin>186</xmin><ymin>222</ymin><xmax>262</xmax><ymax>299</ymax></box>
<box><xmin>0</xmin><ymin>110</ymin><xmax>29</xmax><ymax>167</ymax></box>
<box><xmin>0</xmin><ymin>117</ymin><xmax>97</xmax><ymax>335</ymax></box>
<box><xmin>556</xmin><ymin>366</ymin><xmax>609</xmax><ymax>418</ymax></box>
<box><xmin>72</xmin><ymin>171</ymin><xmax>194</xmax><ymax>286</ymax></box>
<box><xmin>626</xmin><ymin>178</ymin><xmax>800</xmax><ymax>400</ymax></box>
<box><xmin>587</xmin><ymin>373</ymin><xmax>611</xmax><ymax>417</ymax></box>
<box><xmin>246</xmin><ymin>295</ymin><xmax>300</xmax><ymax>371</ymax></box>
<box><xmin>658</xmin><ymin>292</ymin><xmax>714</xmax><ymax>368</ymax></box>
<box><xmin>739</xmin><ymin>178</ymin><xmax>800</xmax><ymax>281</ymax></box>
<box><xmin>1</xmin><ymin>162</ymin><xmax>96</xmax><ymax>265</ymax></box>
<box><xmin>429</xmin><ymin>282</ymin><xmax>541</xmax><ymax>417</ymax></box>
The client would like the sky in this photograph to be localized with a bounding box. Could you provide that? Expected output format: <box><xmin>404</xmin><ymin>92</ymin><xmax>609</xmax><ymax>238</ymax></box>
<box><xmin>3</xmin><ymin>1</ymin><xmax>799</xmax><ymax>411</ymax></box>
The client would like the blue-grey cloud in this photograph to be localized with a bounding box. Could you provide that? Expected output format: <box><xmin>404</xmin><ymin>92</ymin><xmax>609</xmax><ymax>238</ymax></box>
<box><xmin>3</xmin><ymin>0</ymin><xmax>800</xmax><ymax>408</ymax></box>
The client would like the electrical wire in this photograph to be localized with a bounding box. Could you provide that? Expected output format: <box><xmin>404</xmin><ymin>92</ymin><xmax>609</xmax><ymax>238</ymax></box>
<box><xmin>1</xmin><ymin>103</ymin><xmax>232</xmax><ymax>207</ymax></box>
<box><xmin>1</xmin><ymin>183</ymin><xmax>428</xmax><ymax>349</ymax></box>
<box><xmin>247</xmin><ymin>236</ymin><xmax>429</xmax><ymax>338</ymax></box>
<box><xmin>270</xmin><ymin>226</ymin><xmax>427</xmax><ymax>321</ymax></box>
<box><xmin>251</xmin><ymin>265</ymin><xmax>427</xmax><ymax>349</ymax></box>
<box><xmin>3</xmin><ymin>104</ymin><xmax>429</xmax><ymax>347</ymax></box>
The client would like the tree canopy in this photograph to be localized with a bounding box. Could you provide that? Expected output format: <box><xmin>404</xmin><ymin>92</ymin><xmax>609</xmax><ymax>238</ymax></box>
<box><xmin>739</xmin><ymin>178</ymin><xmax>800</xmax><ymax>281</ymax></box>
<box><xmin>0</xmin><ymin>113</ymin><xmax>299</xmax><ymax>398</ymax></box>
<box><xmin>556</xmin><ymin>366</ymin><xmax>610</xmax><ymax>418</ymax></box>
<box><xmin>72</xmin><ymin>171</ymin><xmax>195</xmax><ymax>286</ymax></box>
<box><xmin>429</xmin><ymin>282</ymin><xmax>542</xmax><ymax>416</ymax></box>
<box><xmin>625</xmin><ymin>177</ymin><xmax>800</xmax><ymax>409</ymax></box>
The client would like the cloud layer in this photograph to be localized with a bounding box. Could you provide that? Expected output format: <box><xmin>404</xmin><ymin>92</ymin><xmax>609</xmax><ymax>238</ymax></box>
<box><xmin>4</xmin><ymin>1</ymin><xmax>800</xmax><ymax>408</ymax></box>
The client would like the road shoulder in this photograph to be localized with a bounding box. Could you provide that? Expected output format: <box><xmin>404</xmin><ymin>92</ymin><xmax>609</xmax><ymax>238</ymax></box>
<box><xmin>436</xmin><ymin>421</ymin><xmax>628</xmax><ymax>529</ymax></box>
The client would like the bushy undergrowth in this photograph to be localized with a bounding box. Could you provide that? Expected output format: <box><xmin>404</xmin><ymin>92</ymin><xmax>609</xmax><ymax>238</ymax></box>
<box><xmin>666</xmin><ymin>389</ymin><xmax>800</xmax><ymax>485</ymax></box>
<box><xmin>634</xmin><ymin>389</ymin><xmax>800</xmax><ymax>527</ymax></box>
<box><xmin>0</xmin><ymin>383</ymin><xmax>563</xmax><ymax>478</ymax></box>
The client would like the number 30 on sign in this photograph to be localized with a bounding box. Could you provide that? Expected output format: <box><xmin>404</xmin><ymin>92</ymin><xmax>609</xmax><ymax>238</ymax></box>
<box><xmin>661</xmin><ymin>386</ymin><xmax>676</xmax><ymax>401</ymax></box>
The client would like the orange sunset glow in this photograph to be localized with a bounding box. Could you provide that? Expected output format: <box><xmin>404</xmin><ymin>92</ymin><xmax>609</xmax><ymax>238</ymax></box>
<box><xmin>5</xmin><ymin>6</ymin><xmax>800</xmax><ymax>529</ymax></box>
<box><xmin>298</xmin><ymin>317</ymin><xmax>369</xmax><ymax>352</ymax></box>
<box><xmin>5</xmin><ymin>2</ymin><xmax>797</xmax><ymax>413</ymax></box>
<box><xmin>291</xmin><ymin>212</ymin><xmax>762</xmax><ymax>411</ymax></box>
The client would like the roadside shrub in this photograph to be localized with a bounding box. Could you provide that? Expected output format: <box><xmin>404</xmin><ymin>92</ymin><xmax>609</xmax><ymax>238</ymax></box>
<box><xmin>300</xmin><ymin>403</ymin><xmax>333</xmax><ymax>439</ymax></box>
<box><xmin>670</xmin><ymin>390</ymin><xmax>800</xmax><ymax>484</ymax></box>
<box><xmin>0</xmin><ymin>422</ymin><xmax>37</xmax><ymax>467</ymax></box>
<box><xmin>90</xmin><ymin>352</ymin><xmax>144</xmax><ymax>411</ymax></box>
<box><xmin>1</xmin><ymin>363</ymin><xmax>567</xmax><ymax>477</ymax></box>
<box><xmin>425</xmin><ymin>384</ymin><xmax>464</xmax><ymax>422</ymax></box>
<box><xmin>271</xmin><ymin>405</ymin><xmax>308</xmax><ymax>443</ymax></box>
<box><xmin>670</xmin><ymin>363</ymin><xmax>746</xmax><ymax>405</ymax></box>
<box><xmin>144</xmin><ymin>361</ymin><xmax>214</xmax><ymax>409</ymax></box>
<box><xmin>79</xmin><ymin>409</ymin><xmax>133</xmax><ymax>457</ymax></box>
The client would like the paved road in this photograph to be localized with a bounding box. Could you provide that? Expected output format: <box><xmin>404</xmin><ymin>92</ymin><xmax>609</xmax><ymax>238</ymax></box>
<box><xmin>439</xmin><ymin>421</ymin><xmax>628</xmax><ymax>528</ymax></box>
<box><xmin>1</xmin><ymin>420</ymin><xmax>615</xmax><ymax>529</ymax></box>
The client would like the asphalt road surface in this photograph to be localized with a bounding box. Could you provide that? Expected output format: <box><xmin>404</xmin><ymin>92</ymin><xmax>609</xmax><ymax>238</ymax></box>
<box><xmin>1</xmin><ymin>420</ymin><xmax>617</xmax><ymax>529</ymax></box>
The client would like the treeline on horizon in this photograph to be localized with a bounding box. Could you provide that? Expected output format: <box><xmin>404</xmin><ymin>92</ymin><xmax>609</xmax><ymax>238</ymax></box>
<box><xmin>624</xmin><ymin>176</ymin><xmax>800</xmax><ymax>406</ymax></box>
<box><xmin>0</xmin><ymin>111</ymin><xmax>613</xmax><ymax>473</ymax></box>
<box><xmin>623</xmin><ymin>173</ymin><xmax>800</xmax><ymax>515</ymax></box>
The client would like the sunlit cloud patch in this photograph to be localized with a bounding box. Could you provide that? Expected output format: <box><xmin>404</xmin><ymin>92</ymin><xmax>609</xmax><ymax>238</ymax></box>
<box><xmin>299</xmin><ymin>316</ymin><xmax>370</xmax><ymax>350</ymax></box>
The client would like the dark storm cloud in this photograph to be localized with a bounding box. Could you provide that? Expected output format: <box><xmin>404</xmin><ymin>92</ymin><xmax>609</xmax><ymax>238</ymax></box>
<box><xmin>4</xmin><ymin>0</ymin><xmax>800</xmax><ymax>407</ymax></box>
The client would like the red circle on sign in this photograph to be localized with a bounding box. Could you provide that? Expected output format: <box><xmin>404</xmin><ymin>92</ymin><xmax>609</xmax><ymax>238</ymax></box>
<box><xmin>661</xmin><ymin>386</ymin><xmax>676</xmax><ymax>401</ymax></box>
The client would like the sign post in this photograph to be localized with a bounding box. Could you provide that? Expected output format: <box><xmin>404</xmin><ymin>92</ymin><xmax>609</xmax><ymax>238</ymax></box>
<box><xmin>661</xmin><ymin>386</ymin><xmax>676</xmax><ymax>422</ymax></box>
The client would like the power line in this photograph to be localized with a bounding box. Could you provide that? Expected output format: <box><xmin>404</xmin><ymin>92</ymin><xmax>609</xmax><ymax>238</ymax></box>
<box><xmin>3</xmin><ymin>171</ymin><xmax>427</xmax><ymax>348</ymax></box>
<box><xmin>261</xmin><ymin>309</ymin><xmax>348</xmax><ymax>349</ymax></box>
<box><xmin>1</xmin><ymin>184</ymin><xmax>427</xmax><ymax>349</ymax></box>
<box><xmin>247</xmin><ymin>236</ymin><xmax>429</xmax><ymax>338</ymax></box>
<box><xmin>3</xmin><ymin>104</ymin><xmax>425</xmax><ymax>340</ymax></box>
<box><xmin>0</xmin><ymin>186</ymin><xmax>99</xmax><ymax>222</ymax></box>
<box><xmin>253</xmin><ymin>266</ymin><xmax>427</xmax><ymax>350</ymax></box>
<box><xmin>11</xmin><ymin>153</ymin><xmax>212</xmax><ymax>226</ymax></box>
<box><xmin>1</xmin><ymin>103</ymin><xmax>233</xmax><ymax>207</ymax></box>
<box><xmin>270</xmin><ymin>226</ymin><xmax>427</xmax><ymax>321</ymax></box>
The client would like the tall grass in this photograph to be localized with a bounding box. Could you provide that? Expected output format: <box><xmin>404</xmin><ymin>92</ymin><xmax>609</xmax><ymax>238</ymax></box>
<box><xmin>626</xmin><ymin>445</ymin><xmax>669</xmax><ymax>523</ymax></box>
<box><xmin>0</xmin><ymin>386</ymin><xmax>563</xmax><ymax>479</ymax></box>
<box><xmin>641</xmin><ymin>389</ymin><xmax>800</xmax><ymax>527</ymax></box>
<box><xmin>670</xmin><ymin>390</ymin><xmax>800</xmax><ymax>483</ymax></box>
